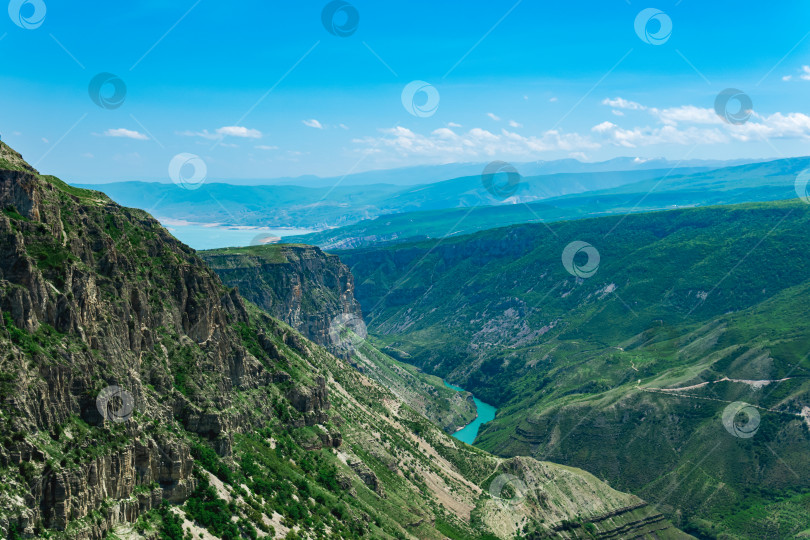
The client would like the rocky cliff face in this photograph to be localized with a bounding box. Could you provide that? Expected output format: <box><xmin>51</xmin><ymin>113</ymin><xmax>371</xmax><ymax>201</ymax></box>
<box><xmin>0</xmin><ymin>142</ymin><xmax>688</xmax><ymax>539</ymax></box>
<box><xmin>203</xmin><ymin>244</ymin><xmax>480</xmax><ymax>433</ymax></box>
<box><xmin>0</xmin><ymin>142</ymin><xmax>267</xmax><ymax>536</ymax></box>
<box><xmin>200</xmin><ymin>244</ymin><xmax>362</xmax><ymax>352</ymax></box>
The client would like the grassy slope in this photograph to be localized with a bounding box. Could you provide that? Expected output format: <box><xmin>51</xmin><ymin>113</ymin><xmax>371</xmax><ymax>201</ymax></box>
<box><xmin>339</xmin><ymin>199</ymin><xmax>810</xmax><ymax>539</ymax></box>
<box><xmin>348</xmin><ymin>338</ymin><xmax>478</xmax><ymax>434</ymax></box>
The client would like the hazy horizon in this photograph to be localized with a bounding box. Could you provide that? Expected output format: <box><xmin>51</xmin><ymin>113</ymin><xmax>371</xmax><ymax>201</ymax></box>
<box><xmin>67</xmin><ymin>153</ymin><xmax>771</xmax><ymax>186</ymax></box>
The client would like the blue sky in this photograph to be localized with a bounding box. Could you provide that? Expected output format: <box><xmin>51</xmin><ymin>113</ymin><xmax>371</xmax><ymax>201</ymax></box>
<box><xmin>3</xmin><ymin>0</ymin><xmax>810</xmax><ymax>183</ymax></box>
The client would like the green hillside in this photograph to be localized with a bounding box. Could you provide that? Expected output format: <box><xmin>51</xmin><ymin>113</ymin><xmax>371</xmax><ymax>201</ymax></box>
<box><xmin>340</xmin><ymin>199</ymin><xmax>810</xmax><ymax>538</ymax></box>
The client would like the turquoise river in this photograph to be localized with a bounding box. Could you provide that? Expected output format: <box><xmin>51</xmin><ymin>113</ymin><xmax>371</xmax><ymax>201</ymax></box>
<box><xmin>443</xmin><ymin>381</ymin><xmax>497</xmax><ymax>445</ymax></box>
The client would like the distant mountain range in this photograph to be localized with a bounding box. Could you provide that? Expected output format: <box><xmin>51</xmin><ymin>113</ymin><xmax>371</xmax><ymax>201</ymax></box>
<box><xmin>290</xmin><ymin>156</ymin><xmax>810</xmax><ymax>249</ymax></box>
<box><xmin>244</xmin><ymin>156</ymin><xmax>759</xmax><ymax>188</ymax></box>
<box><xmin>76</xmin><ymin>163</ymin><xmax>723</xmax><ymax>231</ymax></box>
<box><xmin>74</xmin><ymin>156</ymin><xmax>759</xmax><ymax>188</ymax></box>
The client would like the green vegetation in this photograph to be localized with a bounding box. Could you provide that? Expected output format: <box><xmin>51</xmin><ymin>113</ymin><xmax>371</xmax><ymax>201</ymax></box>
<box><xmin>39</xmin><ymin>174</ymin><xmax>104</xmax><ymax>201</ymax></box>
<box><xmin>203</xmin><ymin>243</ymin><xmax>291</xmax><ymax>264</ymax></box>
<box><xmin>156</xmin><ymin>502</ymin><xmax>185</xmax><ymax>540</ymax></box>
<box><xmin>190</xmin><ymin>440</ymin><xmax>232</xmax><ymax>483</ymax></box>
<box><xmin>201</xmin><ymin>243</ymin><xmax>479</xmax><ymax>434</ymax></box>
<box><xmin>2</xmin><ymin>206</ymin><xmax>28</xmax><ymax>222</ymax></box>
<box><xmin>342</xmin><ymin>199</ymin><xmax>810</xmax><ymax>537</ymax></box>
<box><xmin>184</xmin><ymin>472</ymin><xmax>243</xmax><ymax>540</ymax></box>
<box><xmin>25</xmin><ymin>237</ymin><xmax>77</xmax><ymax>274</ymax></box>
<box><xmin>0</xmin><ymin>142</ymin><xmax>686</xmax><ymax>539</ymax></box>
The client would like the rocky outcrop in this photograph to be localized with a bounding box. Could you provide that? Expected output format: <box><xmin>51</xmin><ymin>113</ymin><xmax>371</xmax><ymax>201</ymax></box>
<box><xmin>200</xmin><ymin>244</ymin><xmax>362</xmax><ymax>351</ymax></box>
<box><xmin>28</xmin><ymin>438</ymin><xmax>194</xmax><ymax>532</ymax></box>
<box><xmin>348</xmin><ymin>459</ymin><xmax>384</xmax><ymax>497</ymax></box>
<box><xmin>286</xmin><ymin>376</ymin><xmax>331</xmax><ymax>426</ymax></box>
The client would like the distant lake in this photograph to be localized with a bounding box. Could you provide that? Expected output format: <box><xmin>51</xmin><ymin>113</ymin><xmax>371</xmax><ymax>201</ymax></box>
<box><xmin>161</xmin><ymin>222</ymin><xmax>315</xmax><ymax>251</ymax></box>
<box><xmin>444</xmin><ymin>381</ymin><xmax>497</xmax><ymax>445</ymax></box>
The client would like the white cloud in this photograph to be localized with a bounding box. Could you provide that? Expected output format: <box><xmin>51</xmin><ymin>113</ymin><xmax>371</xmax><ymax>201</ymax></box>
<box><xmin>303</xmin><ymin>119</ymin><xmax>324</xmax><ymax>129</ymax></box>
<box><xmin>103</xmin><ymin>128</ymin><xmax>148</xmax><ymax>140</ymax></box>
<box><xmin>179</xmin><ymin>126</ymin><xmax>262</xmax><ymax>140</ymax></box>
<box><xmin>508</xmin><ymin>120</ymin><xmax>523</xmax><ymax>128</ymax></box>
<box><xmin>592</xmin><ymin>105</ymin><xmax>810</xmax><ymax>148</ymax></box>
<box><xmin>549</xmin><ymin>97</ymin><xmax>558</xmax><ymax>102</ymax></box>
<box><xmin>602</xmin><ymin>97</ymin><xmax>646</xmax><ymax>110</ymax></box>
<box><xmin>354</xmin><ymin>125</ymin><xmax>598</xmax><ymax>161</ymax></box>
<box><xmin>654</xmin><ymin>105</ymin><xmax>722</xmax><ymax>126</ymax></box>
<box><xmin>432</xmin><ymin>127</ymin><xmax>457</xmax><ymax>139</ymax></box>
<box><xmin>592</xmin><ymin>122</ymin><xmax>728</xmax><ymax>148</ymax></box>
<box><xmin>339</xmin><ymin>123</ymin><xmax>349</xmax><ymax>130</ymax></box>
<box><xmin>178</xmin><ymin>129</ymin><xmax>219</xmax><ymax>140</ymax></box>
<box><xmin>778</xmin><ymin>66</ymin><xmax>810</xmax><ymax>82</ymax></box>
<box><xmin>41</xmin><ymin>137</ymin><xmax>49</xmax><ymax>144</ymax></box>
<box><xmin>255</xmin><ymin>145</ymin><xmax>279</xmax><ymax>150</ymax></box>
<box><xmin>355</xmin><ymin>96</ymin><xmax>810</xmax><ymax>163</ymax></box>
<box><xmin>217</xmin><ymin>126</ymin><xmax>262</xmax><ymax>138</ymax></box>
<box><xmin>486</xmin><ymin>113</ymin><xmax>501</xmax><ymax>121</ymax></box>
<box><xmin>733</xmin><ymin>111</ymin><xmax>810</xmax><ymax>140</ymax></box>
<box><xmin>592</xmin><ymin>121</ymin><xmax>617</xmax><ymax>134</ymax></box>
